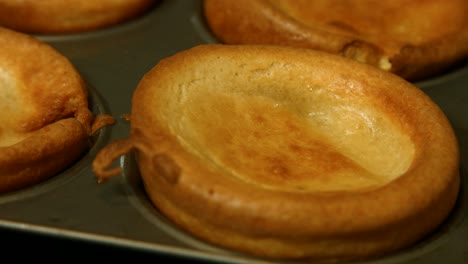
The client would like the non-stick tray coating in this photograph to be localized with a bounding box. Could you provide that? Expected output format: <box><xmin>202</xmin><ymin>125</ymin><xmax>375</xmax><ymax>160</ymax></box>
<box><xmin>0</xmin><ymin>1</ymin><xmax>467</xmax><ymax>263</ymax></box>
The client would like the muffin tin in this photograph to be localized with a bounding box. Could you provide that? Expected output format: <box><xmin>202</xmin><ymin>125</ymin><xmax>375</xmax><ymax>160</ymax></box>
<box><xmin>0</xmin><ymin>1</ymin><xmax>466</xmax><ymax>263</ymax></box>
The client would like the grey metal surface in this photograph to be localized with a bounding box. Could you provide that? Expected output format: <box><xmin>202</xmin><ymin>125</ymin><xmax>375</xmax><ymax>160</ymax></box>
<box><xmin>0</xmin><ymin>1</ymin><xmax>466</xmax><ymax>263</ymax></box>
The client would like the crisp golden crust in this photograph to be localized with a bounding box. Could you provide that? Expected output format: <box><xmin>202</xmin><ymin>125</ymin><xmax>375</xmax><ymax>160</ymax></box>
<box><xmin>0</xmin><ymin>0</ymin><xmax>156</xmax><ymax>34</ymax></box>
<box><xmin>0</xmin><ymin>27</ymin><xmax>114</xmax><ymax>193</ymax></box>
<box><xmin>0</xmin><ymin>119</ymin><xmax>89</xmax><ymax>193</ymax></box>
<box><xmin>203</xmin><ymin>0</ymin><xmax>468</xmax><ymax>81</ymax></box>
<box><xmin>93</xmin><ymin>44</ymin><xmax>460</xmax><ymax>261</ymax></box>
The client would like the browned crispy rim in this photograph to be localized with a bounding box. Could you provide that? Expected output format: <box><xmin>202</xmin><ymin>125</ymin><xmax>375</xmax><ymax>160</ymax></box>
<box><xmin>136</xmin><ymin>145</ymin><xmax>459</xmax><ymax>261</ymax></box>
<box><xmin>203</xmin><ymin>0</ymin><xmax>468</xmax><ymax>81</ymax></box>
<box><xmin>0</xmin><ymin>112</ymin><xmax>114</xmax><ymax>194</ymax></box>
<box><xmin>93</xmin><ymin>45</ymin><xmax>460</xmax><ymax>261</ymax></box>
<box><xmin>204</xmin><ymin>0</ymin><xmax>350</xmax><ymax>52</ymax></box>
<box><xmin>390</xmin><ymin>31</ymin><xmax>468</xmax><ymax>81</ymax></box>
<box><xmin>0</xmin><ymin>0</ymin><xmax>157</xmax><ymax>34</ymax></box>
<box><xmin>0</xmin><ymin>118</ymin><xmax>89</xmax><ymax>193</ymax></box>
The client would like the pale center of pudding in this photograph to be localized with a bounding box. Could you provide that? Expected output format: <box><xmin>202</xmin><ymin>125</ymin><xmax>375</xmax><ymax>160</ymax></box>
<box><xmin>0</xmin><ymin>67</ymin><xmax>28</xmax><ymax>147</ymax></box>
<box><xmin>171</xmin><ymin>78</ymin><xmax>415</xmax><ymax>192</ymax></box>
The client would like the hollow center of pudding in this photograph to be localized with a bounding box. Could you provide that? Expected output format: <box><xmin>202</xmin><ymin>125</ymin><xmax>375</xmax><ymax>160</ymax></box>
<box><xmin>172</xmin><ymin>74</ymin><xmax>415</xmax><ymax>192</ymax></box>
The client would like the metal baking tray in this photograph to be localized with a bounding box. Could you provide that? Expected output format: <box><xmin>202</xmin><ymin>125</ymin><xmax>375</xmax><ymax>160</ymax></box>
<box><xmin>1</xmin><ymin>1</ymin><xmax>466</xmax><ymax>263</ymax></box>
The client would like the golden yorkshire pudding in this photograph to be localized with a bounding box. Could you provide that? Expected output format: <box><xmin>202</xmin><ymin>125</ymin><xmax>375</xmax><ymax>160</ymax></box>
<box><xmin>203</xmin><ymin>0</ymin><xmax>468</xmax><ymax>81</ymax></box>
<box><xmin>0</xmin><ymin>0</ymin><xmax>156</xmax><ymax>34</ymax></box>
<box><xmin>93</xmin><ymin>44</ymin><xmax>460</xmax><ymax>262</ymax></box>
<box><xmin>0</xmin><ymin>27</ymin><xmax>114</xmax><ymax>193</ymax></box>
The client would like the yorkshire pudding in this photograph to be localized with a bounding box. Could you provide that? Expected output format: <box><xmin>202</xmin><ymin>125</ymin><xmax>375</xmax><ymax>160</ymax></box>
<box><xmin>93</xmin><ymin>44</ymin><xmax>460</xmax><ymax>261</ymax></box>
<box><xmin>0</xmin><ymin>27</ymin><xmax>114</xmax><ymax>193</ymax></box>
<box><xmin>203</xmin><ymin>0</ymin><xmax>468</xmax><ymax>81</ymax></box>
<box><xmin>0</xmin><ymin>0</ymin><xmax>156</xmax><ymax>34</ymax></box>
